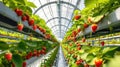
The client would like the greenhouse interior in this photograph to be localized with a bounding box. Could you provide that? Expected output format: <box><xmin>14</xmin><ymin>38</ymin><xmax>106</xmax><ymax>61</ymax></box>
<box><xmin>0</xmin><ymin>0</ymin><xmax>120</xmax><ymax>67</ymax></box>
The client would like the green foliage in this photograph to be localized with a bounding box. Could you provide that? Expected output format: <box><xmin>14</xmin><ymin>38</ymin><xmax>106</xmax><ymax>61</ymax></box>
<box><xmin>12</xmin><ymin>54</ymin><xmax>23</xmax><ymax>67</ymax></box>
<box><xmin>0</xmin><ymin>41</ymin><xmax>10</xmax><ymax>50</ymax></box>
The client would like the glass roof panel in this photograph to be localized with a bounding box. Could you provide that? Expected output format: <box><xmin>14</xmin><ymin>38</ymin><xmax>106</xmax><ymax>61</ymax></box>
<box><xmin>61</xmin><ymin>4</ymin><xmax>74</xmax><ymax>19</ymax></box>
<box><xmin>61</xmin><ymin>19</ymin><xmax>69</xmax><ymax>26</ymax></box>
<box><xmin>61</xmin><ymin>26</ymin><xmax>67</xmax><ymax>31</ymax></box>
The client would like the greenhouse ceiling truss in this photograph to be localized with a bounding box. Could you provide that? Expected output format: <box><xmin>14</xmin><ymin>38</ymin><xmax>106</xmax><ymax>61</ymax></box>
<box><xmin>33</xmin><ymin>0</ymin><xmax>81</xmax><ymax>39</ymax></box>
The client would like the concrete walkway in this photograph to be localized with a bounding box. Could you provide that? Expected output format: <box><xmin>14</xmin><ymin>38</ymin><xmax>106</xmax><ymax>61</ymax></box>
<box><xmin>57</xmin><ymin>46</ymin><xmax>68</xmax><ymax>67</ymax></box>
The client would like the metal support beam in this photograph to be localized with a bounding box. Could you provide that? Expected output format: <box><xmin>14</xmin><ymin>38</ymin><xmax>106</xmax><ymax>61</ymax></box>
<box><xmin>34</xmin><ymin>1</ymin><xmax>80</xmax><ymax>14</ymax></box>
<box><xmin>46</xmin><ymin>17</ymin><xmax>72</xmax><ymax>24</ymax></box>
<box><xmin>53</xmin><ymin>29</ymin><xmax>66</xmax><ymax>33</ymax></box>
<box><xmin>57</xmin><ymin>0</ymin><xmax>61</xmax><ymax>37</ymax></box>
<box><xmin>64</xmin><ymin>0</ymin><xmax>81</xmax><ymax>37</ymax></box>
<box><xmin>51</xmin><ymin>25</ymin><xmax>67</xmax><ymax>29</ymax></box>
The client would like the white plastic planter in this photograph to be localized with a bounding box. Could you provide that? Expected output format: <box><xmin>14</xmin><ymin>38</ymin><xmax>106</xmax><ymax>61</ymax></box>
<box><xmin>0</xmin><ymin>2</ymin><xmax>45</xmax><ymax>38</ymax></box>
<box><xmin>26</xmin><ymin>48</ymin><xmax>56</xmax><ymax>67</ymax></box>
<box><xmin>80</xmin><ymin>7</ymin><xmax>120</xmax><ymax>37</ymax></box>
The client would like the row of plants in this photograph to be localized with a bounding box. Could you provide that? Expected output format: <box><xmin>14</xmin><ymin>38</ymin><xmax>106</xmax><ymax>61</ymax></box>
<box><xmin>40</xmin><ymin>46</ymin><xmax>59</xmax><ymax>67</ymax></box>
<box><xmin>0</xmin><ymin>39</ymin><xmax>58</xmax><ymax>67</ymax></box>
<box><xmin>62</xmin><ymin>42</ymin><xmax>120</xmax><ymax>67</ymax></box>
<box><xmin>63</xmin><ymin>0</ymin><xmax>120</xmax><ymax>42</ymax></box>
<box><xmin>0</xmin><ymin>28</ymin><xmax>41</xmax><ymax>41</ymax></box>
<box><xmin>0</xmin><ymin>0</ymin><xmax>57</xmax><ymax>41</ymax></box>
<box><xmin>0</xmin><ymin>38</ymin><xmax>19</xmax><ymax>43</ymax></box>
<box><xmin>0</xmin><ymin>28</ymin><xmax>24</xmax><ymax>39</ymax></box>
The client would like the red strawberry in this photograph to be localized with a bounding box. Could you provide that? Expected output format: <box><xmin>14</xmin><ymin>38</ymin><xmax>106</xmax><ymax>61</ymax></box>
<box><xmin>77</xmin><ymin>46</ymin><xmax>81</xmax><ymax>50</ymax></box>
<box><xmin>45</xmin><ymin>34</ymin><xmax>51</xmax><ymax>39</ymax></box>
<box><xmin>22</xmin><ymin>15</ymin><xmax>27</xmax><ymax>21</ymax></box>
<box><xmin>84</xmin><ymin>63</ymin><xmax>89</xmax><ymax>67</ymax></box>
<box><xmin>25</xmin><ymin>14</ymin><xmax>30</xmax><ymax>21</ymax></box>
<box><xmin>17</xmin><ymin>9</ymin><xmax>23</xmax><ymax>16</ymax></box>
<box><xmin>32</xmin><ymin>24</ymin><xmax>37</xmax><ymax>30</ymax></box>
<box><xmin>22</xmin><ymin>62</ymin><xmax>27</xmax><ymax>67</ymax></box>
<box><xmin>95</xmin><ymin>59</ymin><xmax>103</xmax><ymax>67</ymax></box>
<box><xmin>76</xmin><ymin>59</ymin><xmax>83</xmax><ymax>65</ymax></box>
<box><xmin>101</xmin><ymin>41</ymin><xmax>105</xmax><ymax>46</ymax></box>
<box><xmin>42</xmin><ymin>46</ymin><xmax>46</xmax><ymax>50</ymax></box>
<box><xmin>42</xmin><ymin>29</ymin><xmax>46</xmax><ymax>34</ymax></box>
<box><xmin>77</xmin><ymin>28</ymin><xmax>81</xmax><ymax>33</ymax></box>
<box><xmin>17</xmin><ymin>24</ymin><xmax>23</xmax><ymax>31</ymax></box>
<box><xmin>91</xmin><ymin>24</ymin><xmax>98</xmax><ymax>32</ymax></box>
<box><xmin>5</xmin><ymin>52</ymin><xmax>12</xmax><ymax>61</ymax></box>
<box><xmin>84</xmin><ymin>23</ymin><xmax>88</xmax><ymax>28</ymax></box>
<box><xmin>28</xmin><ymin>52</ymin><xmax>32</xmax><ymax>58</ymax></box>
<box><xmin>77</xmin><ymin>43</ymin><xmax>80</xmax><ymax>47</ymax></box>
<box><xmin>74</xmin><ymin>15</ymin><xmax>81</xmax><ymax>20</ymax></box>
<box><xmin>72</xmin><ymin>31</ymin><xmax>77</xmax><ymax>37</ymax></box>
<box><xmin>82</xmin><ymin>37</ymin><xmax>86</xmax><ymax>42</ymax></box>
<box><xmin>14</xmin><ymin>8</ymin><xmax>19</xmax><ymax>14</ymax></box>
<box><xmin>28</xmin><ymin>19</ymin><xmax>34</xmax><ymax>26</ymax></box>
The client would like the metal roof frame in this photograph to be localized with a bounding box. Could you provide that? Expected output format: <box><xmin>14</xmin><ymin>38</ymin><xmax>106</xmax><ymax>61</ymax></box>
<box><xmin>46</xmin><ymin>17</ymin><xmax>72</xmax><ymax>24</ymax></box>
<box><xmin>34</xmin><ymin>1</ymin><xmax>80</xmax><ymax>14</ymax></box>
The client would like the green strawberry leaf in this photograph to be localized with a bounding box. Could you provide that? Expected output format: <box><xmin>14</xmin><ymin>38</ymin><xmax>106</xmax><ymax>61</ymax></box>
<box><xmin>12</xmin><ymin>54</ymin><xmax>23</xmax><ymax>67</ymax></box>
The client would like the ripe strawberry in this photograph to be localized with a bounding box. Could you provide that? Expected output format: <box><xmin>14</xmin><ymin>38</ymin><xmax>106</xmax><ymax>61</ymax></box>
<box><xmin>95</xmin><ymin>59</ymin><xmax>103</xmax><ymax>67</ymax></box>
<box><xmin>77</xmin><ymin>46</ymin><xmax>81</xmax><ymax>50</ymax></box>
<box><xmin>15</xmin><ymin>8</ymin><xmax>19</xmax><ymax>14</ymax></box>
<box><xmin>76</xmin><ymin>59</ymin><xmax>83</xmax><ymax>65</ymax></box>
<box><xmin>28</xmin><ymin>19</ymin><xmax>34</xmax><ymax>26</ymax></box>
<box><xmin>17</xmin><ymin>24</ymin><xmax>23</xmax><ymax>31</ymax></box>
<box><xmin>91</xmin><ymin>24</ymin><xmax>98</xmax><ymax>32</ymax></box>
<box><xmin>77</xmin><ymin>43</ymin><xmax>80</xmax><ymax>47</ymax></box>
<box><xmin>45</xmin><ymin>34</ymin><xmax>51</xmax><ymax>39</ymax></box>
<box><xmin>74</xmin><ymin>15</ymin><xmax>81</xmax><ymax>20</ymax></box>
<box><xmin>32</xmin><ymin>24</ymin><xmax>37</xmax><ymax>30</ymax></box>
<box><xmin>22</xmin><ymin>15</ymin><xmax>27</xmax><ymax>21</ymax></box>
<box><xmin>72</xmin><ymin>31</ymin><xmax>77</xmax><ymax>37</ymax></box>
<box><xmin>101</xmin><ymin>41</ymin><xmax>105</xmax><ymax>46</ymax></box>
<box><xmin>22</xmin><ymin>62</ymin><xmax>27</xmax><ymax>67</ymax></box>
<box><xmin>42</xmin><ymin>46</ymin><xmax>46</xmax><ymax>50</ymax></box>
<box><xmin>42</xmin><ymin>29</ymin><xmax>46</xmax><ymax>34</ymax></box>
<box><xmin>25</xmin><ymin>14</ymin><xmax>30</xmax><ymax>21</ymax></box>
<box><xmin>5</xmin><ymin>52</ymin><xmax>12</xmax><ymax>61</ymax></box>
<box><xmin>33</xmin><ymin>50</ymin><xmax>37</xmax><ymax>56</ymax></box>
<box><xmin>82</xmin><ymin>37</ymin><xmax>86</xmax><ymax>42</ymax></box>
<box><xmin>84</xmin><ymin>23</ymin><xmax>89</xmax><ymax>28</ymax></box>
<box><xmin>77</xmin><ymin>28</ymin><xmax>81</xmax><ymax>33</ymax></box>
<box><xmin>28</xmin><ymin>52</ymin><xmax>32</xmax><ymax>58</ymax></box>
<box><xmin>84</xmin><ymin>63</ymin><xmax>89</xmax><ymax>67</ymax></box>
<box><xmin>15</xmin><ymin>8</ymin><xmax>23</xmax><ymax>16</ymax></box>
